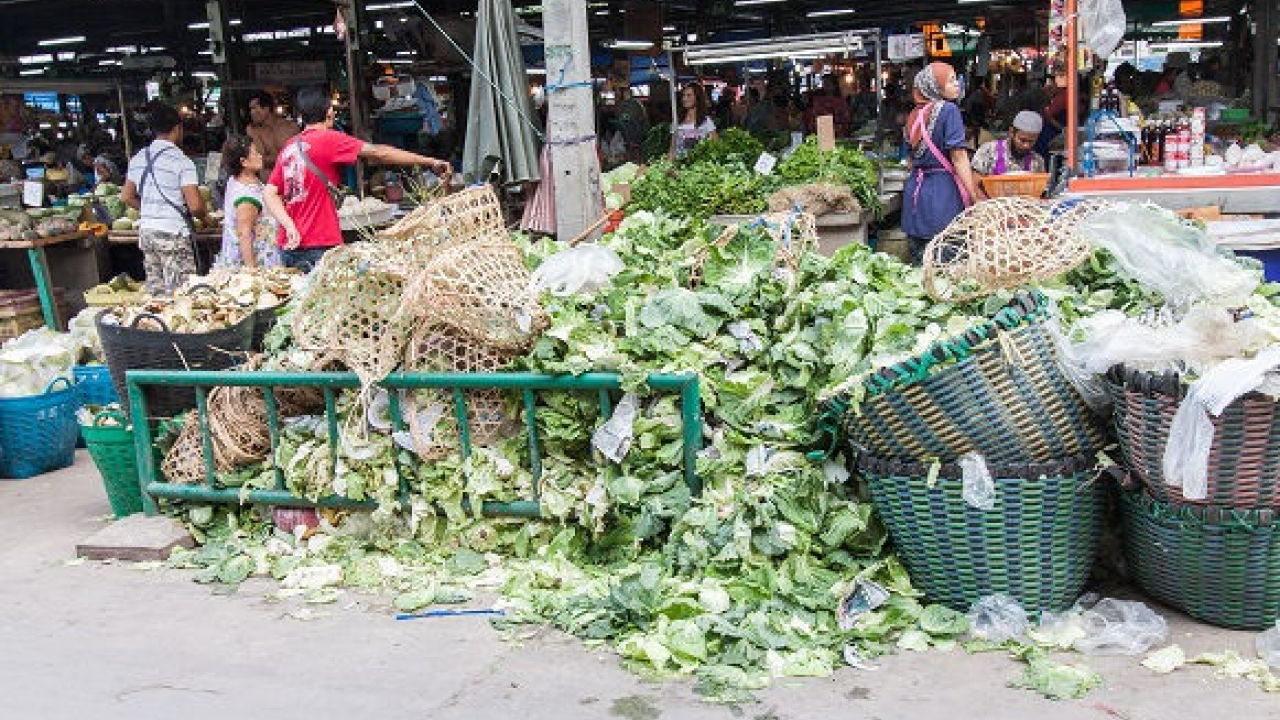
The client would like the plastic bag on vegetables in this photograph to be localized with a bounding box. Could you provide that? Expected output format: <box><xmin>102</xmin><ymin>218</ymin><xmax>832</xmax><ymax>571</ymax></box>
<box><xmin>592</xmin><ymin>392</ymin><xmax>639</xmax><ymax>463</ymax></box>
<box><xmin>0</xmin><ymin>328</ymin><xmax>80</xmax><ymax>398</ymax></box>
<box><xmin>1077</xmin><ymin>203</ymin><xmax>1259</xmax><ymax>309</ymax></box>
<box><xmin>530</xmin><ymin>244</ymin><xmax>624</xmax><ymax>296</ymax></box>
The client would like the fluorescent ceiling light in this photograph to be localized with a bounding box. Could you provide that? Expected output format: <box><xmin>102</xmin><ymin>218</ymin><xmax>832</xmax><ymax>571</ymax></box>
<box><xmin>198</xmin><ymin>50</ymin><xmax>213</xmax><ymax>56</ymax></box>
<box><xmin>957</xmin><ymin>0</ymin><xmax>1000</xmax><ymax>3</ymax></box>
<box><xmin>20</xmin><ymin>54</ymin><xmax>53</xmax><ymax>65</ymax></box>
<box><xmin>528</xmin><ymin>68</ymin><xmax>547</xmax><ymax>75</ymax></box>
<box><xmin>663</xmin><ymin>25</ymin><xmax>676</xmax><ymax>32</ymax></box>
<box><xmin>106</xmin><ymin>46</ymin><xmax>137</xmax><ymax>54</ymax></box>
<box><xmin>396</xmin><ymin>50</ymin><xmax>416</xmax><ymax>55</ymax></box>
<box><xmin>688</xmin><ymin>46</ymin><xmax>854</xmax><ymax>64</ymax></box>
<box><xmin>377</xmin><ymin>58</ymin><xmax>413</xmax><ymax>64</ymax></box>
<box><xmin>189</xmin><ymin>21</ymin><xmax>210</xmax><ymax>30</ymax></box>
<box><xmin>99</xmin><ymin>59</ymin><xmax>121</xmax><ymax>66</ymax></box>
<box><xmin>38</xmin><ymin>36</ymin><xmax>85</xmax><ymax>47</ymax></box>
<box><xmin>19</xmin><ymin>68</ymin><xmax>46</xmax><ymax>76</ymax></box>
<box><xmin>808</xmin><ymin>9</ymin><xmax>855</xmax><ymax>17</ymax></box>
<box><xmin>1151</xmin><ymin>17</ymin><xmax>1229</xmax><ymax>27</ymax></box>
<box><xmin>608</xmin><ymin>40</ymin><xmax>655</xmax><ymax>50</ymax></box>
<box><xmin>367</xmin><ymin>1</ymin><xmax>415</xmax><ymax>10</ymax></box>
<box><xmin>735</xmin><ymin>0</ymin><xmax>787</xmax><ymax>5</ymax></box>
<box><xmin>1150</xmin><ymin>41</ymin><xmax>1224</xmax><ymax>50</ymax></box>
<box><xmin>56</xmin><ymin>52</ymin><xmax>76</xmax><ymax>61</ymax></box>
<box><xmin>193</xmin><ymin>72</ymin><xmax>218</xmax><ymax>79</ymax></box>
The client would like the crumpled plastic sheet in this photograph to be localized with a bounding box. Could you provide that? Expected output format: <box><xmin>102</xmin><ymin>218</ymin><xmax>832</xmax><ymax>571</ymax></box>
<box><xmin>967</xmin><ymin>594</ymin><xmax>1028</xmax><ymax>643</ymax></box>
<box><xmin>959</xmin><ymin>453</ymin><xmax>995</xmax><ymax>511</ymax></box>
<box><xmin>1073</xmin><ymin>598</ymin><xmax>1169</xmax><ymax>656</ymax></box>
<box><xmin>1259</xmin><ymin>620</ymin><xmax>1280</xmax><ymax>670</ymax></box>
<box><xmin>530</xmin><ymin>243</ymin><xmax>624</xmax><ymax>296</ymax></box>
<box><xmin>591</xmin><ymin>392</ymin><xmax>639</xmax><ymax>462</ymax></box>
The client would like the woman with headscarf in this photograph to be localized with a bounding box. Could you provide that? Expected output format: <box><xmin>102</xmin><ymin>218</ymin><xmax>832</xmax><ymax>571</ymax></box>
<box><xmin>902</xmin><ymin>62</ymin><xmax>986</xmax><ymax>264</ymax></box>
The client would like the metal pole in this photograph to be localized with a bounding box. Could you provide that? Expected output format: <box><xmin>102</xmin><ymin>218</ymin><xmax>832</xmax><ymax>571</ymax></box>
<box><xmin>544</xmin><ymin>0</ymin><xmax>603</xmax><ymax>242</ymax></box>
<box><xmin>341</xmin><ymin>0</ymin><xmax>368</xmax><ymax>196</ymax></box>
<box><xmin>874</xmin><ymin>31</ymin><xmax>884</xmax><ymax>193</ymax></box>
<box><xmin>1065</xmin><ymin>0</ymin><xmax>1078</xmax><ymax>173</ymax></box>
<box><xmin>117</xmin><ymin>82</ymin><xmax>133</xmax><ymax>158</ymax></box>
<box><xmin>667</xmin><ymin>49</ymin><xmax>679</xmax><ymax>132</ymax></box>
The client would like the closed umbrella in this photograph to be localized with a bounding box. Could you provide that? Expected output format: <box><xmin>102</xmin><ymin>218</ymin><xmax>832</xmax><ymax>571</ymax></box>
<box><xmin>462</xmin><ymin>0</ymin><xmax>541</xmax><ymax>185</ymax></box>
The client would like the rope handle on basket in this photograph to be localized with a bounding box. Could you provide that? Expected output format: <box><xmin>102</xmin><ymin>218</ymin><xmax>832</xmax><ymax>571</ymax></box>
<box><xmin>44</xmin><ymin>376</ymin><xmax>74</xmax><ymax>395</ymax></box>
<box><xmin>129</xmin><ymin>312</ymin><xmax>172</xmax><ymax>333</ymax></box>
<box><xmin>808</xmin><ymin>399</ymin><xmax>849</xmax><ymax>461</ymax></box>
<box><xmin>92</xmin><ymin>409</ymin><xmax>129</xmax><ymax>428</ymax></box>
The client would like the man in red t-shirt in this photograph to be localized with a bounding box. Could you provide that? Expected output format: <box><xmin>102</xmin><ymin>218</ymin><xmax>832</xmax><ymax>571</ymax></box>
<box><xmin>264</xmin><ymin>87</ymin><xmax>451</xmax><ymax>271</ymax></box>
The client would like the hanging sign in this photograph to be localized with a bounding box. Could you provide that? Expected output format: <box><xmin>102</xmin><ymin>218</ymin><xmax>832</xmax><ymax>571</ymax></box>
<box><xmin>255</xmin><ymin>61</ymin><xmax>327</xmax><ymax>86</ymax></box>
<box><xmin>887</xmin><ymin>34</ymin><xmax>926</xmax><ymax>62</ymax></box>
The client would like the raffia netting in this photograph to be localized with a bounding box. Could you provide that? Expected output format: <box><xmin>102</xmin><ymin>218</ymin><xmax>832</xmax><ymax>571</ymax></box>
<box><xmin>400</xmin><ymin>235</ymin><xmax>549</xmax><ymax>352</ymax></box>
<box><xmin>767</xmin><ymin>183</ymin><xmax>860</xmax><ymax>217</ymax></box>
<box><xmin>379</xmin><ymin>184</ymin><xmax>505</xmax><ymax>243</ymax></box>
<box><xmin>923</xmin><ymin>197</ymin><xmax>1109</xmax><ymax>303</ymax></box>
<box><xmin>290</xmin><ymin>242</ymin><xmax>421</xmax><ymax>388</ymax></box>
<box><xmin>161</xmin><ymin>414</ymin><xmax>208</xmax><ymax>485</ymax></box>
<box><xmin>690</xmin><ymin>211</ymin><xmax>818</xmax><ymax>287</ymax></box>
<box><xmin>400</xmin><ymin>325</ymin><xmax>520</xmax><ymax>460</ymax></box>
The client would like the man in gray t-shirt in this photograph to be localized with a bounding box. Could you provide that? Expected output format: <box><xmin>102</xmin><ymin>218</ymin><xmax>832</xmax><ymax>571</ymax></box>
<box><xmin>123</xmin><ymin>103</ymin><xmax>211</xmax><ymax>295</ymax></box>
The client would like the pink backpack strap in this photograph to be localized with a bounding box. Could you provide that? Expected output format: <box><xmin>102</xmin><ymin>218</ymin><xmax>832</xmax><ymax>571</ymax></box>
<box><xmin>913</xmin><ymin>104</ymin><xmax>973</xmax><ymax>207</ymax></box>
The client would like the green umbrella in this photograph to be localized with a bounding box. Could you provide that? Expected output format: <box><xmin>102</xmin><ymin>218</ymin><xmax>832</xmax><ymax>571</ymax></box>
<box><xmin>462</xmin><ymin>0</ymin><xmax>542</xmax><ymax>184</ymax></box>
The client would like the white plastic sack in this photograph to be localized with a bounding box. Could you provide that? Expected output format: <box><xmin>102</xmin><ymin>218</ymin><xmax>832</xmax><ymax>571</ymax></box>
<box><xmin>967</xmin><ymin>594</ymin><xmax>1028</xmax><ymax>642</ymax></box>
<box><xmin>591</xmin><ymin>392</ymin><xmax>639</xmax><ymax>463</ymax></box>
<box><xmin>959</xmin><ymin>453</ymin><xmax>995</xmax><ymax>511</ymax></box>
<box><xmin>530</xmin><ymin>243</ymin><xmax>625</xmax><ymax>296</ymax></box>
<box><xmin>1078</xmin><ymin>203</ymin><xmax>1259</xmax><ymax>309</ymax></box>
<box><xmin>1258</xmin><ymin>620</ymin><xmax>1280</xmax><ymax>670</ymax></box>
<box><xmin>1073</xmin><ymin>598</ymin><xmax>1169</xmax><ymax>656</ymax></box>
<box><xmin>1081</xmin><ymin>0</ymin><xmax>1126</xmax><ymax>59</ymax></box>
<box><xmin>1164</xmin><ymin>346</ymin><xmax>1280</xmax><ymax>500</ymax></box>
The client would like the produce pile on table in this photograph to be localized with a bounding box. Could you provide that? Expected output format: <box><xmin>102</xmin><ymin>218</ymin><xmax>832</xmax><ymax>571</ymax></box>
<box><xmin>129</xmin><ymin>173</ymin><xmax>1280</xmax><ymax>699</ymax></box>
<box><xmin>628</xmin><ymin>135</ymin><xmax>881</xmax><ymax>220</ymax></box>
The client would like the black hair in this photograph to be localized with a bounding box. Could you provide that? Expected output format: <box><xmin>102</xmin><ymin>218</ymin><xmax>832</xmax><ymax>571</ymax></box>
<box><xmin>147</xmin><ymin>102</ymin><xmax>182</xmax><ymax>135</ymax></box>
<box><xmin>248</xmin><ymin>90</ymin><xmax>276</xmax><ymax>110</ymax></box>
<box><xmin>295</xmin><ymin>87</ymin><xmax>331</xmax><ymax>125</ymax></box>
<box><xmin>221</xmin><ymin>134</ymin><xmax>253</xmax><ymax>176</ymax></box>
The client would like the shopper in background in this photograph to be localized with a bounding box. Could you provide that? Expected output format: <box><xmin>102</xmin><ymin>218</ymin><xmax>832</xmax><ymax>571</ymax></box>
<box><xmin>92</xmin><ymin>155</ymin><xmax>121</xmax><ymax>188</ymax></box>
<box><xmin>1035</xmin><ymin>67</ymin><xmax>1072</xmax><ymax>160</ymax></box>
<box><xmin>263</xmin><ymin>87</ymin><xmax>451</xmax><ymax>272</ymax></box>
<box><xmin>901</xmin><ymin>62</ymin><xmax>986</xmax><ymax>265</ymax></box>
<box><xmin>807</xmin><ymin>75</ymin><xmax>852</xmax><ymax>137</ymax></box>
<box><xmin>246</xmin><ymin>90</ymin><xmax>299</xmax><ymax>175</ymax></box>
<box><xmin>122</xmin><ymin>102</ymin><xmax>211</xmax><ymax>295</ymax></box>
<box><xmin>214</xmin><ymin>135</ymin><xmax>280</xmax><ymax>269</ymax></box>
<box><xmin>670</xmin><ymin>83</ymin><xmax>717</xmax><ymax>159</ymax></box>
<box><xmin>971</xmin><ymin>110</ymin><xmax>1047</xmax><ymax>176</ymax></box>
<box><xmin>612</xmin><ymin>78</ymin><xmax>650</xmax><ymax>164</ymax></box>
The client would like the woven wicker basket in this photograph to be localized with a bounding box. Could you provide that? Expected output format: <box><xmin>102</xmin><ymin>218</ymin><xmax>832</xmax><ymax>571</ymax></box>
<box><xmin>1106</xmin><ymin>365</ymin><xmax>1280</xmax><ymax>508</ymax></box>
<box><xmin>979</xmin><ymin>172</ymin><xmax>1050</xmax><ymax>199</ymax></box>
<box><xmin>1121</xmin><ymin>489</ymin><xmax>1280</xmax><ymax>630</ymax></box>
<box><xmin>860</xmin><ymin>452</ymin><xmax>1107</xmax><ymax>612</ymax></box>
<box><xmin>819</xmin><ymin>292</ymin><xmax>1108</xmax><ymax>464</ymax></box>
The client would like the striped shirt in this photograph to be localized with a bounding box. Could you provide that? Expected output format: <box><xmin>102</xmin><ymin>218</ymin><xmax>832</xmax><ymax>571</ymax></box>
<box><xmin>126</xmin><ymin>139</ymin><xmax>199</xmax><ymax>235</ymax></box>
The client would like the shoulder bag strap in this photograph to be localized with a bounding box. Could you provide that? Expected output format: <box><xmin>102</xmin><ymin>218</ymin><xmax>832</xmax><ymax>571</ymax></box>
<box><xmin>993</xmin><ymin>139</ymin><xmax>1008</xmax><ymax>175</ymax></box>
<box><xmin>914</xmin><ymin>105</ymin><xmax>973</xmax><ymax>207</ymax></box>
<box><xmin>291</xmin><ymin>133</ymin><xmax>345</xmax><ymax>208</ymax></box>
<box><xmin>139</xmin><ymin>145</ymin><xmax>207</xmax><ymax>273</ymax></box>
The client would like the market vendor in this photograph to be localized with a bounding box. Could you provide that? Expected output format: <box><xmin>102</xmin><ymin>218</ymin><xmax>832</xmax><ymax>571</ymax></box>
<box><xmin>901</xmin><ymin>62</ymin><xmax>986</xmax><ymax>265</ymax></box>
<box><xmin>246</xmin><ymin>90</ymin><xmax>299</xmax><ymax>175</ymax></box>
<box><xmin>262</xmin><ymin>87</ymin><xmax>452</xmax><ymax>272</ymax></box>
<box><xmin>92</xmin><ymin>155</ymin><xmax>121</xmax><ymax>188</ymax></box>
<box><xmin>971</xmin><ymin>111</ymin><xmax>1047</xmax><ymax>176</ymax></box>
<box><xmin>122</xmin><ymin>103</ymin><xmax>212</xmax><ymax>295</ymax></box>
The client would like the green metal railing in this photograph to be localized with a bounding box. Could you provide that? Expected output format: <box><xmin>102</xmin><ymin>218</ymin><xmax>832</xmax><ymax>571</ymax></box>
<box><xmin>127</xmin><ymin>370</ymin><xmax>703</xmax><ymax>518</ymax></box>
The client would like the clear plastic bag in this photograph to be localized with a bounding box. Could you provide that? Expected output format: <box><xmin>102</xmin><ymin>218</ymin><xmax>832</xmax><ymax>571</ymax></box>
<box><xmin>530</xmin><ymin>243</ymin><xmax>625</xmax><ymax>296</ymax></box>
<box><xmin>1067</xmin><ymin>305</ymin><xmax>1271</xmax><ymax>378</ymax></box>
<box><xmin>1257</xmin><ymin>620</ymin><xmax>1280</xmax><ymax>670</ymax></box>
<box><xmin>1073</xmin><ymin>598</ymin><xmax>1169</xmax><ymax>656</ymax></box>
<box><xmin>1047</xmin><ymin>316</ymin><xmax>1111</xmax><ymax>414</ymax></box>
<box><xmin>837</xmin><ymin>578</ymin><xmax>890</xmax><ymax>631</ymax></box>
<box><xmin>591</xmin><ymin>392</ymin><xmax>639</xmax><ymax>463</ymax></box>
<box><xmin>966</xmin><ymin>594</ymin><xmax>1028</xmax><ymax>642</ymax></box>
<box><xmin>1081</xmin><ymin>0</ymin><xmax>1126</xmax><ymax>59</ymax></box>
<box><xmin>1164</xmin><ymin>346</ymin><xmax>1280</xmax><ymax>500</ymax></box>
<box><xmin>959</xmin><ymin>453</ymin><xmax>995</xmax><ymax>511</ymax></box>
<box><xmin>1078</xmin><ymin>203</ymin><xmax>1259</xmax><ymax>309</ymax></box>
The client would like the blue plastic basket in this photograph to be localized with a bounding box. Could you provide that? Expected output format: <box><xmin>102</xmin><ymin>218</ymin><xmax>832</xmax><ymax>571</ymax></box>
<box><xmin>73</xmin><ymin>365</ymin><xmax>120</xmax><ymax>406</ymax></box>
<box><xmin>0</xmin><ymin>377</ymin><xmax>81</xmax><ymax>479</ymax></box>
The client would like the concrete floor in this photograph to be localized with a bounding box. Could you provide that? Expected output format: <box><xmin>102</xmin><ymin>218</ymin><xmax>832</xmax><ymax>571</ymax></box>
<box><xmin>1</xmin><ymin>453</ymin><xmax>1276</xmax><ymax>720</ymax></box>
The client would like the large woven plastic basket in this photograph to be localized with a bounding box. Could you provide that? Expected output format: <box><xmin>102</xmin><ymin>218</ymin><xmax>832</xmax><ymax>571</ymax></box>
<box><xmin>0</xmin><ymin>377</ymin><xmax>81</xmax><ymax>479</ymax></box>
<box><xmin>860</xmin><ymin>452</ymin><xmax>1107</xmax><ymax>612</ymax></box>
<box><xmin>80</xmin><ymin>410</ymin><xmax>141</xmax><ymax>517</ymax></box>
<box><xmin>819</xmin><ymin>292</ymin><xmax>1107</xmax><ymax>464</ymax></box>
<box><xmin>1121</xmin><ymin>489</ymin><xmax>1280</xmax><ymax>630</ymax></box>
<box><xmin>97</xmin><ymin>310</ymin><xmax>253</xmax><ymax>419</ymax></box>
<box><xmin>73</xmin><ymin>365</ymin><xmax>120</xmax><ymax>406</ymax></box>
<box><xmin>1106</xmin><ymin>365</ymin><xmax>1280</xmax><ymax>508</ymax></box>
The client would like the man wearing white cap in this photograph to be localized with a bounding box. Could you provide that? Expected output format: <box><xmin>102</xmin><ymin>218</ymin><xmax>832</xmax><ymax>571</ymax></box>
<box><xmin>971</xmin><ymin>110</ymin><xmax>1047</xmax><ymax>176</ymax></box>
